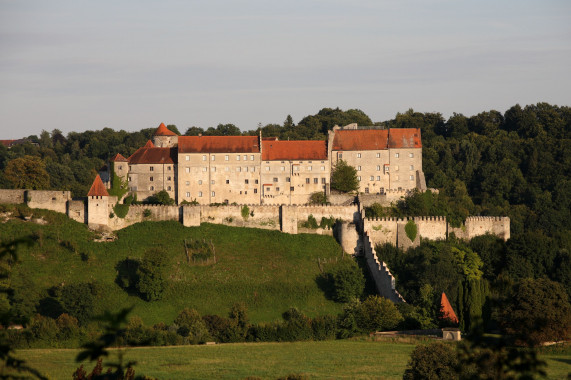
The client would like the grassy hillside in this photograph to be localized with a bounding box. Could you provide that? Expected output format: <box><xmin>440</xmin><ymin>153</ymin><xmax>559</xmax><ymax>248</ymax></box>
<box><xmin>1</xmin><ymin>205</ymin><xmax>346</xmax><ymax>325</ymax></box>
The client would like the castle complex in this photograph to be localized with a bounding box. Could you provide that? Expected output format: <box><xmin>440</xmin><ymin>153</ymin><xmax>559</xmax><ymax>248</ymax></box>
<box><xmin>109</xmin><ymin>123</ymin><xmax>427</xmax><ymax>205</ymax></box>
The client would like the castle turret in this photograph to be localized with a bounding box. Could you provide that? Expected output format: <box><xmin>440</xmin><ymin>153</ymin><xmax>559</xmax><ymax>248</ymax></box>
<box><xmin>152</xmin><ymin>123</ymin><xmax>178</xmax><ymax>148</ymax></box>
<box><xmin>87</xmin><ymin>175</ymin><xmax>109</xmax><ymax>229</ymax></box>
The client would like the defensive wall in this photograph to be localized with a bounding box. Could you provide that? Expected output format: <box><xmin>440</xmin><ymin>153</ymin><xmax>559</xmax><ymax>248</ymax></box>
<box><xmin>358</xmin><ymin>188</ymin><xmax>440</xmax><ymax>207</ymax></box>
<box><xmin>0</xmin><ymin>189</ymin><xmax>72</xmax><ymax>214</ymax></box>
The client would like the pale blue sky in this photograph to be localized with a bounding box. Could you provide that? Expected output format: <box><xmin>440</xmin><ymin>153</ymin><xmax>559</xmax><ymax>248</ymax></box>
<box><xmin>1</xmin><ymin>0</ymin><xmax>570</xmax><ymax>139</ymax></box>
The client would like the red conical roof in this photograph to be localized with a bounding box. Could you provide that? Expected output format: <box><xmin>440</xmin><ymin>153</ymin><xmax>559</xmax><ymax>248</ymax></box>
<box><xmin>87</xmin><ymin>175</ymin><xmax>109</xmax><ymax>197</ymax></box>
<box><xmin>154</xmin><ymin>123</ymin><xmax>177</xmax><ymax>136</ymax></box>
<box><xmin>111</xmin><ymin>153</ymin><xmax>128</xmax><ymax>162</ymax></box>
<box><xmin>440</xmin><ymin>292</ymin><xmax>459</xmax><ymax>324</ymax></box>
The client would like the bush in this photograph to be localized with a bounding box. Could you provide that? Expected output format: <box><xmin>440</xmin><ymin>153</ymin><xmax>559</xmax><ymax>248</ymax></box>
<box><xmin>403</xmin><ymin>342</ymin><xmax>459</xmax><ymax>380</ymax></box>
<box><xmin>241</xmin><ymin>205</ymin><xmax>250</xmax><ymax>220</ymax></box>
<box><xmin>309</xmin><ymin>192</ymin><xmax>328</xmax><ymax>205</ymax></box>
<box><xmin>59</xmin><ymin>283</ymin><xmax>97</xmax><ymax>326</ymax></box>
<box><xmin>326</xmin><ymin>260</ymin><xmax>365</xmax><ymax>302</ymax></box>
<box><xmin>146</xmin><ymin>190</ymin><xmax>175</xmax><ymax>205</ymax></box>
<box><xmin>174</xmin><ymin>308</ymin><xmax>211</xmax><ymax>344</ymax></box>
<box><xmin>405</xmin><ymin>219</ymin><xmax>418</xmax><ymax>242</ymax></box>
<box><xmin>143</xmin><ymin>209</ymin><xmax>151</xmax><ymax>218</ymax></box>
<box><xmin>136</xmin><ymin>248</ymin><xmax>168</xmax><ymax>302</ymax></box>
<box><xmin>356</xmin><ymin>295</ymin><xmax>403</xmax><ymax>332</ymax></box>
<box><xmin>301</xmin><ymin>214</ymin><xmax>319</xmax><ymax>229</ymax></box>
<box><xmin>277</xmin><ymin>308</ymin><xmax>313</xmax><ymax>342</ymax></box>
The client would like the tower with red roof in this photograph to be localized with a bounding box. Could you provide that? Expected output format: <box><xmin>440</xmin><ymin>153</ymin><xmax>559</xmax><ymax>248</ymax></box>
<box><xmin>87</xmin><ymin>174</ymin><xmax>110</xmax><ymax>229</ymax></box>
<box><xmin>153</xmin><ymin>123</ymin><xmax>179</xmax><ymax>148</ymax></box>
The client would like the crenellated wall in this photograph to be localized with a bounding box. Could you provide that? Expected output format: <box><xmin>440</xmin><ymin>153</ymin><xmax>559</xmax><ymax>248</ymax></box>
<box><xmin>200</xmin><ymin>204</ymin><xmax>280</xmax><ymax>230</ymax></box>
<box><xmin>449</xmin><ymin>216</ymin><xmax>510</xmax><ymax>242</ymax></box>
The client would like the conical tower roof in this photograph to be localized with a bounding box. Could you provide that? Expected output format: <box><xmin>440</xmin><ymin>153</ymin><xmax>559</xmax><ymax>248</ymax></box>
<box><xmin>87</xmin><ymin>175</ymin><xmax>109</xmax><ymax>197</ymax></box>
<box><xmin>440</xmin><ymin>292</ymin><xmax>459</xmax><ymax>324</ymax></box>
<box><xmin>154</xmin><ymin>123</ymin><xmax>177</xmax><ymax>136</ymax></box>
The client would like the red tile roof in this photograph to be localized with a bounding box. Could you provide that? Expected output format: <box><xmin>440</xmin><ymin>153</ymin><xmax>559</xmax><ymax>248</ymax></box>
<box><xmin>87</xmin><ymin>175</ymin><xmax>109</xmax><ymax>197</ymax></box>
<box><xmin>154</xmin><ymin>123</ymin><xmax>177</xmax><ymax>136</ymax></box>
<box><xmin>262</xmin><ymin>140</ymin><xmax>327</xmax><ymax>161</ymax></box>
<box><xmin>111</xmin><ymin>153</ymin><xmax>128</xmax><ymax>162</ymax></box>
<box><xmin>440</xmin><ymin>292</ymin><xmax>459</xmax><ymax>324</ymax></box>
<box><xmin>128</xmin><ymin>146</ymin><xmax>177</xmax><ymax>165</ymax></box>
<box><xmin>178</xmin><ymin>136</ymin><xmax>260</xmax><ymax>154</ymax></box>
<box><xmin>144</xmin><ymin>140</ymin><xmax>155</xmax><ymax>148</ymax></box>
<box><xmin>332</xmin><ymin>128</ymin><xmax>422</xmax><ymax>151</ymax></box>
<box><xmin>0</xmin><ymin>139</ymin><xmax>17</xmax><ymax>147</ymax></box>
<box><xmin>388</xmin><ymin>128</ymin><xmax>422</xmax><ymax>148</ymax></box>
<box><xmin>332</xmin><ymin>129</ymin><xmax>389</xmax><ymax>151</ymax></box>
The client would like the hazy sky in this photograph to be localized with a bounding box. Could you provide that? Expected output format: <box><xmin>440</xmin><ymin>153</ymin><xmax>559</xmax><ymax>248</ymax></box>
<box><xmin>1</xmin><ymin>0</ymin><xmax>570</xmax><ymax>139</ymax></box>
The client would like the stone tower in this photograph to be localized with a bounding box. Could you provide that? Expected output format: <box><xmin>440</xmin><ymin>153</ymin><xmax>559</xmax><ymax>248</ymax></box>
<box><xmin>152</xmin><ymin>123</ymin><xmax>179</xmax><ymax>148</ymax></box>
<box><xmin>87</xmin><ymin>174</ymin><xmax>109</xmax><ymax>229</ymax></box>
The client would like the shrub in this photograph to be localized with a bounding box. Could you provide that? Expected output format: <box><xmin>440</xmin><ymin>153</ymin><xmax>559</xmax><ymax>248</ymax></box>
<box><xmin>143</xmin><ymin>209</ymin><xmax>151</xmax><ymax>218</ymax></box>
<box><xmin>146</xmin><ymin>190</ymin><xmax>175</xmax><ymax>205</ymax></box>
<box><xmin>319</xmin><ymin>216</ymin><xmax>336</xmax><ymax>230</ymax></box>
<box><xmin>113</xmin><ymin>203</ymin><xmax>130</xmax><ymax>218</ymax></box>
<box><xmin>136</xmin><ymin>248</ymin><xmax>169</xmax><ymax>302</ymax></box>
<box><xmin>356</xmin><ymin>295</ymin><xmax>403</xmax><ymax>332</ymax></box>
<box><xmin>174</xmin><ymin>308</ymin><xmax>211</xmax><ymax>344</ymax></box>
<box><xmin>301</xmin><ymin>214</ymin><xmax>319</xmax><ymax>229</ymax></box>
<box><xmin>326</xmin><ymin>260</ymin><xmax>365</xmax><ymax>302</ymax></box>
<box><xmin>309</xmin><ymin>192</ymin><xmax>327</xmax><ymax>205</ymax></box>
<box><xmin>241</xmin><ymin>205</ymin><xmax>250</xmax><ymax>220</ymax></box>
<box><xmin>59</xmin><ymin>282</ymin><xmax>97</xmax><ymax>326</ymax></box>
<box><xmin>403</xmin><ymin>342</ymin><xmax>459</xmax><ymax>380</ymax></box>
<box><xmin>277</xmin><ymin>308</ymin><xmax>313</xmax><ymax>342</ymax></box>
<box><xmin>405</xmin><ymin>219</ymin><xmax>418</xmax><ymax>242</ymax></box>
<box><xmin>310</xmin><ymin>315</ymin><xmax>337</xmax><ymax>340</ymax></box>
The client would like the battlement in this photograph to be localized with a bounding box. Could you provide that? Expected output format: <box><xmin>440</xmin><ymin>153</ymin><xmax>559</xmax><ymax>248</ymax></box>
<box><xmin>413</xmin><ymin>216</ymin><xmax>447</xmax><ymax>222</ymax></box>
<box><xmin>365</xmin><ymin>217</ymin><xmax>404</xmax><ymax>222</ymax></box>
<box><xmin>465</xmin><ymin>216</ymin><xmax>509</xmax><ymax>222</ymax></box>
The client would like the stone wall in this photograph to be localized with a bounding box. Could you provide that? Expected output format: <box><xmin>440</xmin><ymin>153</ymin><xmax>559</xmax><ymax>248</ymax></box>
<box><xmin>67</xmin><ymin>200</ymin><xmax>86</xmax><ymax>224</ymax></box>
<box><xmin>362</xmin><ymin>231</ymin><xmax>405</xmax><ymax>303</ymax></box>
<box><xmin>0</xmin><ymin>189</ymin><xmax>26</xmax><ymax>204</ymax></box>
<box><xmin>328</xmin><ymin>192</ymin><xmax>355</xmax><ymax>205</ymax></box>
<box><xmin>363</xmin><ymin>217</ymin><xmax>400</xmax><ymax>246</ymax></box>
<box><xmin>336</xmin><ymin>222</ymin><xmax>360</xmax><ymax>255</ymax></box>
<box><xmin>200</xmin><ymin>204</ymin><xmax>280</xmax><ymax>230</ymax></box>
<box><xmin>293</xmin><ymin>204</ymin><xmax>360</xmax><ymax>223</ymax></box>
<box><xmin>107</xmin><ymin>204</ymin><xmax>180</xmax><ymax>230</ymax></box>
<box><xmin>449</xmin><ymin>216</ymin><xmax>510</xmax><ymax>241</ymax></box>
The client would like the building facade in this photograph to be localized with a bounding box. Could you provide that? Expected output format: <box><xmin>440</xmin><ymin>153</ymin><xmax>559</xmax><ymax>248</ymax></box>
<box><xmin>112</xmin><ymin>123</ymin><xmax>425</xmax><ymax>205</ymax></box>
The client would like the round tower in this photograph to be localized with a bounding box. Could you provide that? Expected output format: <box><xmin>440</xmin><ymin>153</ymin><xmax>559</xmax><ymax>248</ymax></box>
<box><xmin>152</xmin><ymin>123</ymin><xmax>179</xmax><ymax>147</ymax></box>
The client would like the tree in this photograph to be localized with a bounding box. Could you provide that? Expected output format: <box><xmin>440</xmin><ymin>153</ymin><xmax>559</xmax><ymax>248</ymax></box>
<box><xmin>4</xmin><ymin>155</ymin><xmax>50</xmax><ymax>189</ymax></box>
<box><xmin>403</xmin><ymin>342</ymin><xmax>458</xmax><ymax>380</ymax></box>
<box><xmin>136</xmin><ymin>248</ymin><xmax>169</xmax><ymax>302</ymax></box>
<box><xmin>328</xmin><ymin>261</ymin><xmax>365</xmax><ymax>302</ymax></box>
<box><xmin>174</xmin><ymin>308</ymin><xmax>211</xmax><ymax>344</ymax></box>
<box><xmin>146</xmin><ymin>190</ymin><xmax>175</xmax><ymax>205</ymax></box>
<box><xmin>356</xmin><ymin>295</ymin><xmax>403</xmax><ymax>332</ymax></box>
<box><xmin>330</xmin><ymin>159</ymin><xmax>359</xmax><ymax>193</ymax></box>
<box><xmin>496</xmin><ymin>278</ymin><xmax>571</xmax><ymax>346</ymax></box>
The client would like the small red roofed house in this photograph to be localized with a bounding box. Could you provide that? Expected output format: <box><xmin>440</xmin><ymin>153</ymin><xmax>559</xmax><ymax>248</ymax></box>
<box><xmin>440</xmin><ymin>292</ymin><xmax>459</xmax><ymax>324</ymax></box>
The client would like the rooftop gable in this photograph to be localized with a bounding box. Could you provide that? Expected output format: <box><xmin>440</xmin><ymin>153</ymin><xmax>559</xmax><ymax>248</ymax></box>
<box><xmin>154</xmin><ymin>123</ymin><xmax>177</xmax><ymax>136</ymax></box>
<box><xmin>262</xmin><ymin>140</ymin><xmax>327</xmax><ymax>161</ymax></box>
<box><xmin>87</xmin><ymin>175</ymin><xmax>109</xmax><ymax>197</ymax></box>
<box><xmin>144</xmin><ymin>140</ymin><xmax>155</xmax><ymax>148</ymax></box>
<box><xmin>178</xmin><ymin>136</ymin><xmax>260</xmax><ymax>154</ymax></box>
<box><xmin>111</xmin><ymin>153</ymin><xmax>128</xmax><ymax>162</ymax></box>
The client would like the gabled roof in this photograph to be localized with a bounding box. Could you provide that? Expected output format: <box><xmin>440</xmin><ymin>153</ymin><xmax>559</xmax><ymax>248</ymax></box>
<box><xmin>87</xmin><ymin>175</ymin><xmax>109</xmax><ymax>197</ymax></box>
<box><xmin>144</xmin><ymin>140</ymin><xmax>155</xmax><ymax>148</ymax></box>
<box><xmin>128</xmin><ymin>146</ymin><xmax>177</xmax><ymax>165</ymax></box>
<box><xmin>440</xmin><ymin>292</ymin><xmax>459</xmax><ymax>324</ymax></box>
<box><xmin>262</xmin><ymin>140</ymin><xmax>327</xmax><ymax>161</ymax></box>
<box><xmin>178</xmin><ymin>136</ymin><xmax>260</xmax><ymax>154</ymax></box>
<box><xmin>388</xmin><ymin>128</ymin><xmax>422</xmax><ymax>149</ymax></box>
<box><xmin>154</xmin><ymin>123</ymin><xmax>177</xmax><ymax>136</ymax></box>
<box><xmin>111</xmin><ymin>153</ymin><xmax>128</xmax><ymax>162</ymax></box>
<box><xmin>332</xmin><ymin>129</ymin><xmax>389</xmax><ymax>151</ymax></box>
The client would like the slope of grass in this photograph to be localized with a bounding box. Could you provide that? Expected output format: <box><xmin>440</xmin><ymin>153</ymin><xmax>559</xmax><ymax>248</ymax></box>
<box><xmin>1</xmin><ymin>205</ymin><xmax>346</xmax><ymax>325</ymax></box>
<box><xmin>12</xmin><ymin>340</ymin><xmax>571</xmax><ymax>380</ymax></box>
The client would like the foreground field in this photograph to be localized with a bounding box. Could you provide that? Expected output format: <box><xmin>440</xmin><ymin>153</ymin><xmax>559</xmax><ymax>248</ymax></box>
<box><xmin>13</xmin><ymin>340</ymin><xmax>571</xmax><ymax>380</ymax></box>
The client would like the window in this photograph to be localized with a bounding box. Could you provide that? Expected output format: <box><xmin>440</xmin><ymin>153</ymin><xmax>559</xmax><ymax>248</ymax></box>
<box><xmin>119</xmin><ymin>165</ymin><xmax>122</xmax><ymax>170</ymax></box>
<box><xmin>357</xmin><ymin>166</ymin><xmax>362</xmax><ymax>171</ymax></box>
<box><xmin>290</xmin><ymin>187</ymin><xmax>294</xmax><ymax>191</ymax></box>
<box><xmin>237</xmin><ymin>167</ymin><xmax>241</xmax><ymax>172</ymax></box>
<box><xmin>185</xmin><ymin>181</ymin><xmax>190</xmax><ymax>185</ymax></box>
<box><xmin>250</xmin><ymin>155</ymin><xmax>254</xmax><ymax>161</ymax></box>
<box><xmin>280</xmin><ymin>166</ymin><xmax>285</xmax><ymax>171</ymax></box>
<box><xmin>265</xmin><ymin>167</ymin><xmax>270</xmax><ymax>171</ymax></box>
<box><xmin>150</xmin><ymin>166</ymin><xmax>154</xmax><ymax>171</ymax></box>
<box><xmin>212</xmin><ymin>191</ymin><xmax>215</xmax><ymax>197</ymax></box>
<box><xmin>357</xmin><ymin>153</ymin><xmax>361</xmax><ymax>158</ymax></box>
<box><xmin>198</xmin><ymin>180</ymin><xmax>202</xmax><ymax>185</ymax></box>
<box><xmin>370</xmin><ymin>176</ymin><xmax>374</xmax><ymax>181</ymax></box>
<box><xmin>210</xmin><ymin>155</ymin><xmax>214</xmax><ymax>161</ymax></box>
<box><xmin>338</xmin><ymin>153</ymin><xmax>343</xmax><ymax>159</ymax></box>
<box><xmin>376</xmin><ymin>176</ymin><xmax>380</xmax><ymax>181</ymax></box>
<box><xmin>212</xmin><ymin>167</ymin><xmax>216</xmax><ymax>172</ymax></box>
<box><xmin>314</xmin><ymin>178</ymin><xmax>318</xmax><ymax>184</ymax></box>
<box><xmin>376</xmin><ymin>165</ymin><xmax>380</xmax><ymax>171</ymax></box>
<box><xmin>307</xmin><ymin>166</ymin><xmax>312</xmax><ymax>171</ymax></box>
<box><xmin>254</xmin><ymin>188</ymin><xmax>258</xmax><ymax>194</ymax></box>
<box><xmin>320</xmin><ymin>166</ymin><xmax>325</xmax><ymax>171</ymax></box>
<box><xmin>186</xmin><ymin>155</ymin><xmax>190</xmax><ymax>161</ymax></box>
<box><xmin>286</xmin><ymin>177</ymin><xmax>290</xmax><ymax>182</ymax></box>
<box><xmin>128</xmin><ymin>176</ymin><xmax>131</xmax><ymax>182</ymax></box>
<box><xmin>167</xmin><ymin>176</ymin><xmax>171</xmax><ymax>181</ymax></box>
<box><xmin>226</xmin><ymin>180</ymin><xmax>230</xmax><ymax>184</ymax></box>
<box><xmin>255</xmin><ymin>179</ymin><xmax>259</xmax><ymax>184</ymax></box>
<box><xmin>185</xmin><ymin>167</ymin><xmax>190</xmax><ymax>173</ymax></box>
<box><xmin>167</xmin><ymin>186</ymin><xmax>171</xmax><ymax>191</ymax></box>
<box><xmin>276</xmin><ymin>187</ymin><xmax>280</xmax><ymax>192</ymax></box>
<box><xmin>202</xmin><ymin>167</ymin><xmax>207</xmax><ymax>172</ymax></box>
<box><xmin>237</xmin><ymin>155</ymin><xmax>240</xmax><ymax>161</ymax></box>
<box><xmin>150</xmin><ymin>186</ymin><xmax>154</xmax><ymax>191</ymax></box>
<box><xmin>150</xmin><ymin>176</ymin><xmax>154</xmax><ymax>181</ymax></box>
<box><xmin>243</xmin><ymin>155</ymin><xmax>247</xmax><ymax>161</ymax></box>
<box><xmin>306</xmin><ymin>178</ymin><xmax>310</xmax><ymax>184</ymax></box>
<box><xmin>198</xmin><ymin>191</ymin><xmax>203</xmax><ymax>197</ymax></box>
<box><xmin>186</xmin><ymin>192</ymin><xmax>190</xmax><ymax>197</ymax></box>
<box><xmin>266</xmin><ymin>187</ymin><xmax>271</xmax><ymax>192</ymax></box>
<box><xmin>273</xmin><ymin>177</ymin><xmax>278</xmax><ymax>182</ymax></box>
<box><xmin>321</xmin><ymin>178</ymin><xmax>326</xmax><ymax>184</ymax></box>
<box><xmin>211</xmin><ymin>180</ymin><xmax>215</xmax><ymax>184</ymax></box>
<box><xmin>168</xmin><ymin>166</ymin><xmax>171</xmax><ymax>171</ymax></box>
<box><xmin>245</xmin><ymin>179</ymin><xmax>249</xmax><ymax>184</ymax></box>
<box><xmin>409</xmin><ymin>153</ymin><xmax>414</xmax><ymax>158</ymax></box>
<box><xmin>376</xmin><ymin>153</ymin><xmax>380</xmax><ymax>158</ymax></box>
<box><xmin>202</xmin><ymin>155</ymin><xmax>206</xmax><ymax>161</ymax></box>
<box><xmin>410</xmin><ymin>175</ymin><xmax>414</xmax><ymax>181</ymax></box>
<box><xmin>357</xmin><ymin>176</ymin><xmax>361</xmax><ymax>181</ymax></box>
<box><xmin>293</xmin><ymin>166</ymin><xmax>299</xmax><ymax>171</ymax></box>
<box><xmin>395</xmin><ymin>153</ymin><xmax>399</xmax><ymax>158</ymax></box>
<box><xmin>410</xmin><ymin>165</ymin><xmax>414</xmax><ymax>170</ymax></box>
<box><xmin>225</xmin><ymin>155</ymin><xmax>229</xmax><ymax>161</ymax></box>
